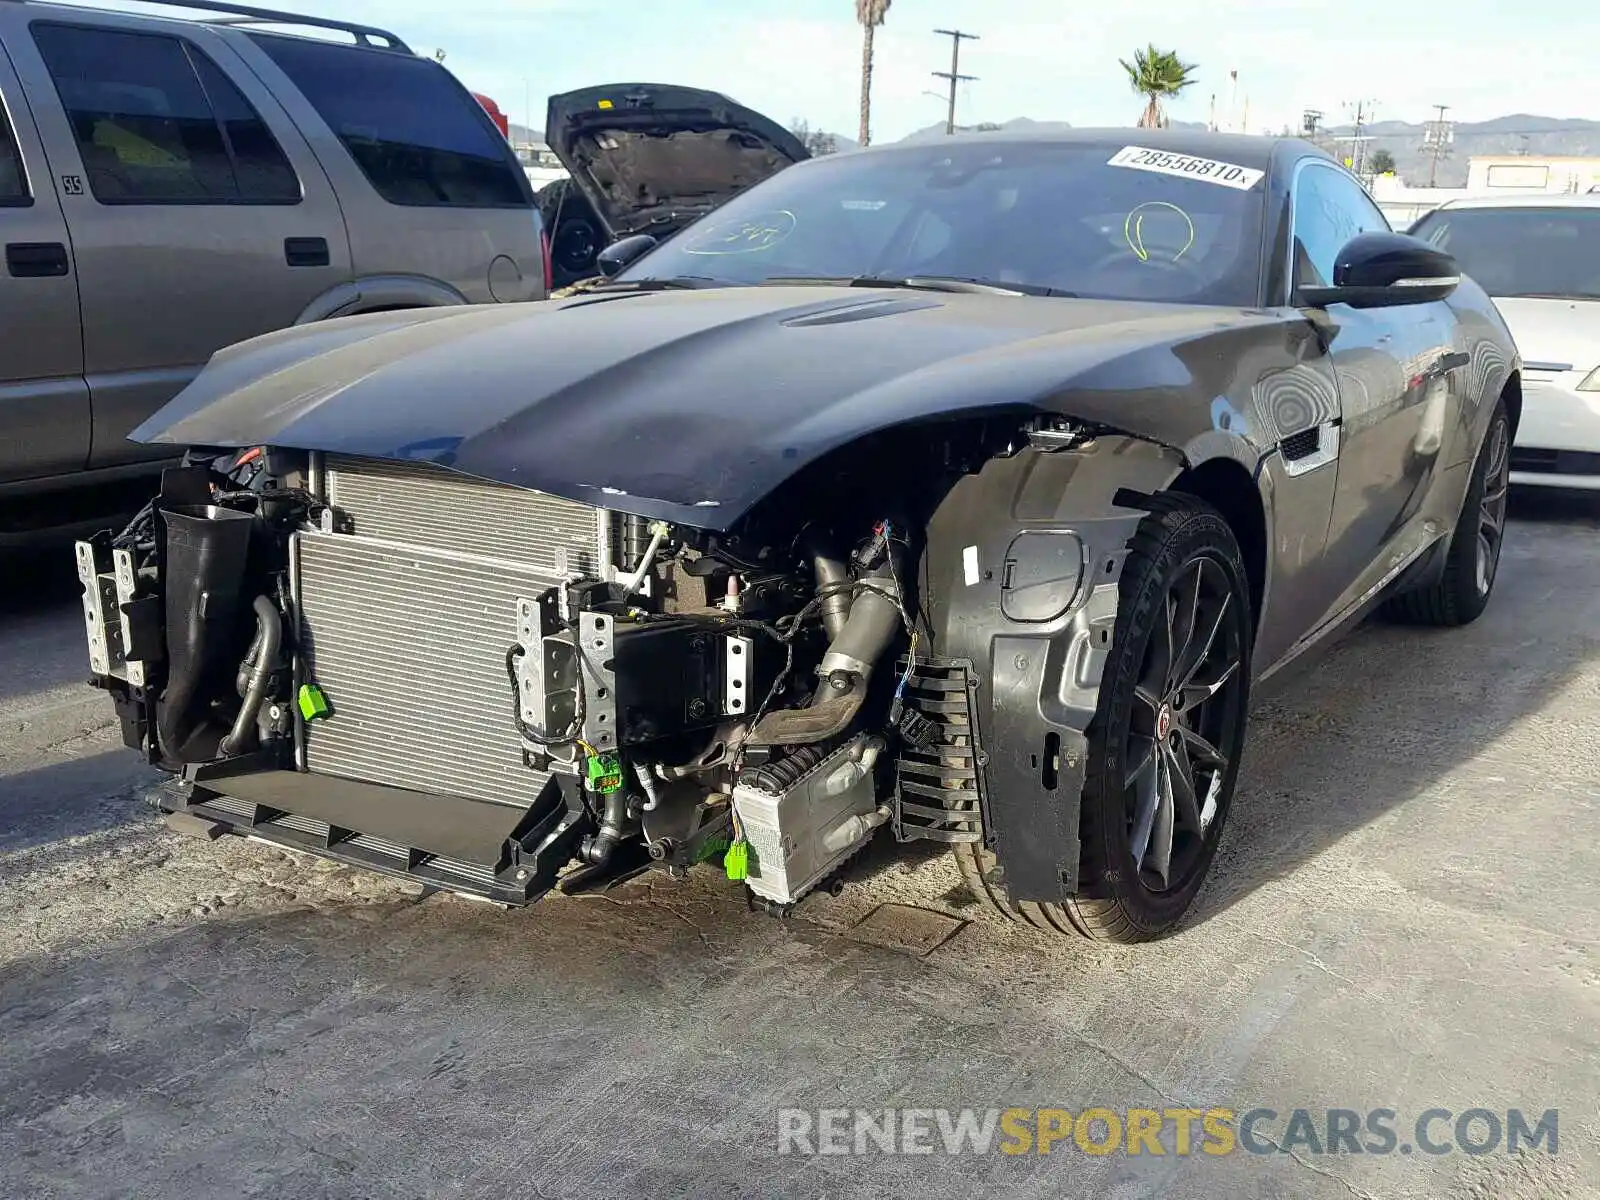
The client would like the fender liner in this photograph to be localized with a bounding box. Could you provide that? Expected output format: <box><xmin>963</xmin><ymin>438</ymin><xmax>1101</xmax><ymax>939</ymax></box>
<box><xmin>920</xmin><ymin>434</ymin><xmax>1186</xmax><ymax>902</ymax></box>
<box><xmin>294</xmin><ymin>275</ymin><xmax>470</xmax><ymax>324</ymax></box>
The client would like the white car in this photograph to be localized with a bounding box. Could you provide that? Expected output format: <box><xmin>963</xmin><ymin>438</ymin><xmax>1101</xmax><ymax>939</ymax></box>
<box><xmin>1410</xmin><ymin>195</ymin><xmax>1600</xmax><ymax>489</ymax></box>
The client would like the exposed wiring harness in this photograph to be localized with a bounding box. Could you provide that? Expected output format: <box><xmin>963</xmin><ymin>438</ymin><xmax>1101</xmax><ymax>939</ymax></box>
<box><xmin>503</xmin><ymin>522</ymin><xmax>920</xmax><ymax>772</ymax></box>
<box><xmin>503</xmin><ymin>642</ymin><xmax>593</xmax><ymax>754</ymax></box>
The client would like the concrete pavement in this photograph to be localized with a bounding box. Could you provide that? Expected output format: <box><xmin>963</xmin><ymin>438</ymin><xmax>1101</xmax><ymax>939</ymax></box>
<box><xmin>2</xmin><ymin>499</ymin><xmax>1598</xmax><ymax>1199</ymax></box>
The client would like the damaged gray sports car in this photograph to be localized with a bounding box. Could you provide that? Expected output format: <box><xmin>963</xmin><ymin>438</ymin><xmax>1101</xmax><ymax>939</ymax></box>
<box><xmin>78</xmin><ymin>129</ymin><xmax>1521</xmax><ymax>941</ymax></box>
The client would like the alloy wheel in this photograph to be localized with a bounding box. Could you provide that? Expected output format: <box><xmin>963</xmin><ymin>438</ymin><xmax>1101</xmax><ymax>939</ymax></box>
<box><xmin>1123</xmin><ymin>554</ymin><xmax>1247</xmax><ymax>894</ymax></box>
<box><xmin>1476</xmin><ymin>417</ymin><xmax>1510</xmax><ymax>596</ymax></box>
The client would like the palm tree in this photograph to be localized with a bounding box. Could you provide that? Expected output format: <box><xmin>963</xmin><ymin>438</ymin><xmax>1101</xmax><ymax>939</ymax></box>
<box><xmin>1119</xmin><ymin>45</ymin><xmax>1198</xmax><ymax>129</ymax></box>
<box><xmin>856</xmin><ymin>0</ymin><xmax>891</xmax><ymax>147</ymax></box>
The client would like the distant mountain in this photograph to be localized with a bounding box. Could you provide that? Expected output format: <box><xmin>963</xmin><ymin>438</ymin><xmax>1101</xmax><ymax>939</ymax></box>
<box><xmin>1307</xmin><ymin>114</ymin><xmax>1600</xmax><ymax>186</ymax></box>
<box><xmin>896</xmin><ymin>116</ymin><xmax>1075</xmax><ymax>143</ymax></box>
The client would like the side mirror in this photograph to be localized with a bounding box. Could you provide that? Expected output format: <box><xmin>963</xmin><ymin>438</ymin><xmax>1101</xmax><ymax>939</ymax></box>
<box><xmin>1299</xmin><ymin>231</ymin><xmax>1460</xmax><ymax>309</ymax></box>
<box><xmin>596</xmin><ymin>234</ymin><xmax>658</xmax><ymax>278</ymax></box>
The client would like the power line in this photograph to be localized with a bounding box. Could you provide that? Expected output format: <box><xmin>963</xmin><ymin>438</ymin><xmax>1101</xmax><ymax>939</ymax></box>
<box><xmin>931</xmin><ymin>28</ymin><xmax>979</xmax><ymax>136</ymax></box>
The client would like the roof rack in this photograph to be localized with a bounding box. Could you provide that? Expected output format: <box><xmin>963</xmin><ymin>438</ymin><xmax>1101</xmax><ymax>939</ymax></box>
<box><xmin>0</xmin><ymin>0</ymin><xmax>412</xmax><ymax>52</ymax></box>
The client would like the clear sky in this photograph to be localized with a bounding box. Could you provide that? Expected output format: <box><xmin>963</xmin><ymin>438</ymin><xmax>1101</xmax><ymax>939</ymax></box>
<box><xmin>96</xmin><ymin>0</ymin><xmax>1600</xmax><ymax>140</ymax></box>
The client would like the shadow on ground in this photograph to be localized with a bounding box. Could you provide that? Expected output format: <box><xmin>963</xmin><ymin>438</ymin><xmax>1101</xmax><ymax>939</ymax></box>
<box><xmin>0</xmin><ymin>750</ymin><xmax>157</xmax><ymax>856</ymax></box>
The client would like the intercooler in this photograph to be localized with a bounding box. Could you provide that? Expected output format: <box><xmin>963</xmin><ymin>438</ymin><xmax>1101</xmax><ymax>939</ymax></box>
<box><xmin>292</xmin><ymin>455</ymin><xmax>634</xmax><ymax>809</ymax></box>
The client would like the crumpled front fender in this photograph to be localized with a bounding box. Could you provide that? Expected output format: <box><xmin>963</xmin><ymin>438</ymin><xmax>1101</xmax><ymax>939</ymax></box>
<box><xmin>920</xmin><ymin>434</ymin><xmax>1186</xmax><ymax>902</ymax></box>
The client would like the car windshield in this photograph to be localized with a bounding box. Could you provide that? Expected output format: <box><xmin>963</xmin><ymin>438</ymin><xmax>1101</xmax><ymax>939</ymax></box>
<box><xmin>1409</xmin><ymin>206</ymin><xmax>1600</xmax><ymax>300</ymax></box>
<box><xmin>616</xmin><ymin>140</ymin><xmax>1268</xmax><ymax>306</ymax></box>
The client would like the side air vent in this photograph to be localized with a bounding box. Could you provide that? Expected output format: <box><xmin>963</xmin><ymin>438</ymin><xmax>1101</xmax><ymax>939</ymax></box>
<box><xmin>1281</xmin><ymin>427</ymin><xmax>1322</xmax><ymax>461</ymax></box>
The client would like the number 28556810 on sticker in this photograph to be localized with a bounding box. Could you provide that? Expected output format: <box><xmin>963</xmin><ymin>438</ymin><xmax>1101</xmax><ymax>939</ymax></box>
<box><xmin>1106</xmin><ymin>146</ymin><xmax>1266</xmax><ymax>190</ymax></box>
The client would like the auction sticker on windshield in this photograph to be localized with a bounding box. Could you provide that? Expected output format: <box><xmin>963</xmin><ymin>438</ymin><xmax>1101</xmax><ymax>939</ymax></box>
<box><xmin>1107</xmin><ymin>146</ymin><xmax>1265</xmax><ymax>190</ymax></box>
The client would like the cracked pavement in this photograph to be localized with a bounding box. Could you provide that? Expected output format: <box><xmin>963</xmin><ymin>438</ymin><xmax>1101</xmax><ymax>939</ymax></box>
<box><xmin>2</xmin><ymin>496</ymin><xmax>1599</xmax><ymax>1200</ymax></box>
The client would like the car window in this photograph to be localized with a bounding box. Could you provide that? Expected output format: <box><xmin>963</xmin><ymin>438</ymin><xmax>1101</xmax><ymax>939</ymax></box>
<box><xmin>1288</xmin><ymin>161</ymin><xmax>1391</xmax><ymax>292</ymax></box>
<box><xmin>619</xmin><ymin>140</ymin><xmax>1269</xmax><ymax>306</ymax></box>
<box><xmin>248</xmin><ymin>35</ymin><xmax>528</xmax><ymax>209</ymax></box>
<box><xmin>0</xmin><ymin>101</ymin><xmax>27</xmax><ymax>204</ymax></box>
<box><xmin>188</xmin><ymin>50</ymin><xmax>300</xmax><ymax>202</ymax></box>
<box><xmin>1409</xmin><ymin>206</ymin><xmax>1600</xmax><ymax>300</ymax></box>
<box><xmin>31</xmin><ymin>23</ymin><xmax>300</xmax><ymax>205</ymax></box>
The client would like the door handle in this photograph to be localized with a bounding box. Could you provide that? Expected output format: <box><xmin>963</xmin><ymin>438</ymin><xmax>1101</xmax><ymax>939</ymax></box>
<box><xmin>6</xmin><ymin>241</ymin><xmax>70</xmax><ymax>278</ymax></box>
<box><xmin>284</xmin><ymin>236</ymin><xmax>330</xmax><ymax>268</ymax></box>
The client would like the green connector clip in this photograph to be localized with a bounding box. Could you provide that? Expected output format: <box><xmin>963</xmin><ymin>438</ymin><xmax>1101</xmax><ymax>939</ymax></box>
<box><xmin>585</xmin><ymin>752</ymin><xmax>624</xmax><ymax>794</ymax></box>
<box><xmin>297</xmin><ymin>683</ymin><xmax>330</xmax><ymax>722</ymax></box>
<box><xmin>724</xmin><ymin>839</ymin><xmax>749</xmax><ymax>881</ymax></box>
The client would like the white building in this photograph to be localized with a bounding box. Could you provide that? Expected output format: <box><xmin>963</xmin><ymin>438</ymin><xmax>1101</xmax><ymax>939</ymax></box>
<box><xmin>1465</xmin><ymin>155</ymin><xmax>1600</xmax><ymax>195</ymax></box>
<box><xmin>1366</xmin><ymin>153</ymin><xmax>1600</xmax><ymax>229</ymax></box>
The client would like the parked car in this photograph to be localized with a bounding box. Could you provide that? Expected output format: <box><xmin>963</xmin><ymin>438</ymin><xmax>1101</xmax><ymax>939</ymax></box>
<box><xmin>1409</xmin><ymin>194</ymin><xmax>1600</xmax><ymax>489</ymax></box>
<box><xmin>536</xmin><ymin>83</ymin><xmax>808</xmax><ymax>289</ymax></box>
<box><xmin>0</xmin><ymin>0</ymin><xmax>545</xmax><ymax>543</ymax></box>
<box><xmin>79</xmin><ymin>130</ymin><xmax>1520</xmax><ymax>942</ymax></box>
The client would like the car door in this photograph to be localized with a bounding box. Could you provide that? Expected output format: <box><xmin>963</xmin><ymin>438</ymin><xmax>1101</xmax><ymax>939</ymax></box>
<box><xmin>0</xmin><ymin>35</ymin><xmax>88</xmax><ymax>484</ymax></box>
<box><xmin>1287</xmin><ymin>159</ymin><xmax>1460</xmax><ymax>624</ymax></box>
<box><xmin>8</xmin><ymin>15</ymin><xmax>353</xmax><ymax>471</ymax></box>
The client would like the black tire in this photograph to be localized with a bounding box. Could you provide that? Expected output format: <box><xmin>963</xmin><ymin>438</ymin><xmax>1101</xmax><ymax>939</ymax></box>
<box><xmin>1383</xmin><ymin>396</ymin><xmax>1511</xmax><ymax>628</ymax></box>
<box><xmin>537</xmin><ymin>178</ymin><xmax>603</xmax><ymax>288</ymax></box>
<box><xmin>955</xmin><ymin>493</ymin><xmax>1254</xmax><ymax>943</ymax></box>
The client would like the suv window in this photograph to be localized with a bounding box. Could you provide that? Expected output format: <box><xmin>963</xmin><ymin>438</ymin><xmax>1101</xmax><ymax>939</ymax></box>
<box><xmin>1289</xmin><ymin>161</ymin><xmax>1390</xmax><ymax>292</ymax></box>
<box><xmin>0</xmin><ymin>103</ymin><xmax>28</xmax><ymax>204</ymax></box>
<box><xmin>248</xmin><ymin>35</ymin><xmax>528</xmax><ymax>208</ymax></box>
<box><xmin>31</xmin><ymin>23</ymin><xmax>299</xmax><ymax>205</ymax></box>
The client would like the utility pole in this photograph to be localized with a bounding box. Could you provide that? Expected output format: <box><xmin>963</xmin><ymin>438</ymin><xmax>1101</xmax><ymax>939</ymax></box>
<box><xmin>1345</xmin><ymin>98</ymin><xmax>1376</xmax><ymax>174</ymax></box>
<box><xmin>1423</xmin><ymin>103</ymin><xmax>1453</xmax><ymax>187</ymax></box>
<box><xmin>1301</xmin><ymin>108</ymin><xmax>1324</xmax><ymax>143</ymax></box>
<box><xmin>932</xmin><ymin>28</ymin><xmax>979</xmax><ymax>135</ymax></box>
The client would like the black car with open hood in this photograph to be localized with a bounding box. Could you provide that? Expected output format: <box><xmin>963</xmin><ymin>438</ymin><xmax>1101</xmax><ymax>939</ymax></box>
<box><xmin>75</xmin><ymin>129</ymin><xmax>1518</xmax><ymax>948</ymax></box>
<box><xmin>538</xmin><ymin>83</ymin><xmax>809</xmax><ymax>287</ymax></box>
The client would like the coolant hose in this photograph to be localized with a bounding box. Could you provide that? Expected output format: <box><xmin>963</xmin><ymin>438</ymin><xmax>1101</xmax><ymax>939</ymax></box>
<box><xmin>219</xmin><ymin>596</ymin><xmax>281</xmax><ymax>757</ymax></box>
<box><xmin>583</xmin><ymin>787</ymin><xmax>631</xmax><ymax>865</ymax></box>
<box><xmin>618</xmin><ymin>522</ymin><xmax>667</xmax><ymax>597</ymax></box>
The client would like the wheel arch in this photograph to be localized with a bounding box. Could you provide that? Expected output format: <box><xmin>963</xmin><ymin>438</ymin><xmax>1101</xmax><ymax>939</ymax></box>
<box><xmin>293</xmin><ymin>275</ymin><xmax>470</xmax><ymax>325</ymax></box>
<box><xmin>1165</xmin><ymin>456</ymin><xmax>1268</xmax><ymax>636</ymax></box>
<box><xmin>1501</xmin><ymin>368</ymin><xmax>1522</xmax><ymax>439</ymax></box>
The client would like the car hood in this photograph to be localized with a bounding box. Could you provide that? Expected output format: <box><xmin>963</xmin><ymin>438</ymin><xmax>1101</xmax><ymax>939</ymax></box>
<box><xmin>132</xmin><ymin>287</ymin><xmax>1284</xmax><ymax>530</ymax></box>
<box><xmin>1490</xmin><ymin>296</ymin><xmax>1600</xmax><ymax>374</ymax></box>
<box><xmin>545</xmin><ymin>83</ymin><xmax>809</xmax><ymax>237</ymax></box>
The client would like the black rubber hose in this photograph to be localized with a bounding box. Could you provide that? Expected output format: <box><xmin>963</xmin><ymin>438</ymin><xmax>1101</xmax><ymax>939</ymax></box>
<box><xmin>219</xmin><ymin>596</ymin><xmax>281</xmax><ymax>757</ymax></box>
<box><xmin>583</xmin><ymin>787</ymin><xmax>631</xmax><ymax>865</ymax></box>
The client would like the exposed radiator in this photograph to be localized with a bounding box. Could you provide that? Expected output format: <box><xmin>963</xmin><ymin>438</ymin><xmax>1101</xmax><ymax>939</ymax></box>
<box><xmin>324</xmin><ymin>454</ymin><xmax>607</xmax><ymax>577</ymax></box>
<box><xmin>294</xmin><ymin>456</ymin><xmax>617</xmax><ymax>810</ymax></box>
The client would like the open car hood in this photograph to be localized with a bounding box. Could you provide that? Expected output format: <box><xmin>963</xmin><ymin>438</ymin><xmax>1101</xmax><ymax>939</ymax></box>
<box><xmin>131</xmin><ymin>288</ymin><xmax>1284</xmax><ymax>530</ymax></box>
<box><xmin>545</xmin><ymin>83</ymin><xmax>810</xmax><ymax>238</ymax></box>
